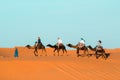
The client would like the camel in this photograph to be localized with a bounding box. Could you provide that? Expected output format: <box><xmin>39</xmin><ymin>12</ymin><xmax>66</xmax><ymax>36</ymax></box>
<box><xmin>67</xmin><ymin>43</ymin><xmax>89</xmax><ymax>57</ymax></box>
<box><xmin>87</xmin><ymin>45</ymin><xmax>107</xmax><ymax>59</ymax></box>
<box><xmin>25</xmin><ymin>43</ymin><xmax>47</xmax><ymax>56</ymax></box>
<box><xmin>47</xmin><ymin>44</ymin><xmax>68</xmax><ymax>56</ymax></box>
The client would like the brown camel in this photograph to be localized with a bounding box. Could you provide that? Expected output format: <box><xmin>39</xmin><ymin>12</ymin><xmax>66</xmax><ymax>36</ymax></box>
<box><xmin>47</xmin><ymin>44</ymin><xmax>68</xmax><ymax>56</ymax></box>
<box><xmin>87</xmin><ymin>45</ymin><xmax>108</xmax><ymax>59</ymax></box>
<box><xmin>25</xmin><ymin>43</ymin><xmax>47</xmax><ymax>56</ymax></box>
<box><xmin>67</xmin><ymin>43</ymin><xmax>89</xmax><ymax>57</ymax></box>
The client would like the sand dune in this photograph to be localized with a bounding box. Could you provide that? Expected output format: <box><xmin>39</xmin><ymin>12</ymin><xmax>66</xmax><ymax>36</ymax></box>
<box><xmin>0</xmin><ymin>47</ymin><xmax>120</xmax><ymax>80</ymax></box>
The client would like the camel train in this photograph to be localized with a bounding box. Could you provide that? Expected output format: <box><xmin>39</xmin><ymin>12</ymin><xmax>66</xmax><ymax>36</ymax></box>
<box><xmin>25</xmin><ymin>37</ymin><xmax>110</xmax><ymax>60</ymax></box>
<box><xmin>25</xmin><ymin>43</ymin><xmax>110</xmax><ymax>60</ymax></box>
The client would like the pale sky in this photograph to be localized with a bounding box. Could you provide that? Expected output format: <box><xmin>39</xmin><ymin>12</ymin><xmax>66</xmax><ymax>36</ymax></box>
<box><xmin>0</xmin><ymin>0</ymin><xmax>120</xmax><ymax>48</ymax></box>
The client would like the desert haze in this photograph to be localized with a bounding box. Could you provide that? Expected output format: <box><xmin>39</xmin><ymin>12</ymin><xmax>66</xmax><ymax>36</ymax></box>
<box><xmin>0</xmin><ymin>47</ymin><xmax>120</xmax><ymax>80</ymax></box>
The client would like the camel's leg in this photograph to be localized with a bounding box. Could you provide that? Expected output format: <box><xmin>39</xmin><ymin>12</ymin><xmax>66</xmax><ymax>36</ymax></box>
<box><xmin>61</xmin><ymin>49</ymin><xmax>64</xmax><ymax>56</ymax></box>
<box><xmin>44</xmin><ymin>49</ymin><xmax>47</xmax><ymax>56</ymax></box>
<box><xmin>85</xmin><ymin>50</ymin><xmax>90</xmax><ymax>57</ymax></box>
<box><xmin>96</xmin><ymin>52</ymin><xmax>101</xmax><ymax>59</ymax></box>
<box><xmin>95</xmin><ymin>51</ymin><xmax>98</xmax><ymax>59</ymax></box>
<box><xmin>87</xmin><ymin>50</ymin><xmax>91</xmax><ymax>57</ymax></box>
<box><xmin>102</xmin><ymin>49</ymin><xmax>106</xmax><ymax>59</ymax></box>
<box><xmin>34</xmin><ymin>51</ymin><xmax>36</xmax><ymax>56</ymax></box>
<box><xmin>41</xmin><ymin>48</ymin><xmax>47</xmax><ymax>56</ymax></box>
<box><xmin>102</xmin><ymin>52</ymin><xmax>106</xmax><ymax>60</ymax></box>
<box><xmin>53</xmin><ymin>49</ymin><xmax>56</xmax><ymax>52</ymax></box>
<box><xmin>83</xmin><ymin>50</ymin><xmax>86</xmax><ymax>57</ymax></box>
<box><xmin>57</xmin><ymin>49</ymin><xmax>60</xmax><ymax>56</ymax></box>
<box><xmin>76</xmin><ymin>47</ymin><xmax>80</xmax><ymax>57</ymax></box>
<box><xmin>53</xmin><ymin>49</ymin><xmax>57</xmax><ymax>56</ymax></box>
<box><xmin>34</xmin><ymin>47</ymin><xmax>38</xmax><ymax>56</ymax></box>
<box><xmin>39</xmin><ymin>49</ymin><xmax>42</xmax><ymax>56</ymax></box>
<box><xmin>95</xmin><ymin>51</ymin><xmax>97</xmax><ymax>56</ymax></box>
<box><xmin>96</xmin><ymin>54</ymin><xmax>99</xmax><ymax>59</ymax></box>
<box><xmin>65</xmin><ymin>49</ymin><xmax>68</xmax><ymax>56</ymax></box>
<box><xmin>40</xmin><ymin>47</ymin><xmax>44</xmax><ymax>56</ymax></box>
<box><xmin>39</xmin><ymin>49</ymin><xmax>43</xmax><ymax>56</ymax></box>
<box><xmin>34</xmin><ymin>51</ymin><xmax>38</xmax><ymax>56</ymax></box>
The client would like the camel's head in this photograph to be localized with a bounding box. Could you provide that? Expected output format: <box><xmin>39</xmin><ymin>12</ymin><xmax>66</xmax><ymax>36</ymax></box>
<box><xmin>66</xmin><ymin>44</ymin><xmax>72</xmax><ymax>47</ymax></box>
<box><xmin>47</xmin><ymin>44</ymin><xmax>50</xmax><ymax>46</ymax></box>
<box><xmin>25</xmin><ymin>45</ymin><xmax>31</xmax><ymax>49</ymax></box>
<box><xmin>46</xmin><ymin>44</ymin><xmax>56</xmax><ymax>48</ymax></box>
<box><xmin>47</xmin><ymin>44</ymin><xmax>53</xmax><ymax>47</ymax></box>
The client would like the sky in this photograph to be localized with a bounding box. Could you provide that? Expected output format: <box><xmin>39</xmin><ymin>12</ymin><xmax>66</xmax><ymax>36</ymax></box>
<box><xmin>0</xmin><ymin>0</ymin><xmax>120</xmax><ymax>49</ymax></box>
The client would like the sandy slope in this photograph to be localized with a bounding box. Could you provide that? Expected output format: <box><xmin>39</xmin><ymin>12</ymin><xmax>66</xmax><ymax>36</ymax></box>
<box><xmin>0</xmin><ymin>47</ymin><xmax>120</xmax><ymax>80</ymax></box>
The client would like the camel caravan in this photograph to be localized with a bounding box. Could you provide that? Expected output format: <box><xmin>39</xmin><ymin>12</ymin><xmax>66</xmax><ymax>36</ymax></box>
<box><xmin>25</xmin><ymin>37</ymin><xmax>110</xmax><ymax>60</ymax></box>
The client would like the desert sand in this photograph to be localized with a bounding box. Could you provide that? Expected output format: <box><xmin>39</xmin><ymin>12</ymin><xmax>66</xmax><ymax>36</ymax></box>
<box><xmin>0</xmin><ymin>47</ymin><xmax>120</xmax><ymax>80</ymax></box>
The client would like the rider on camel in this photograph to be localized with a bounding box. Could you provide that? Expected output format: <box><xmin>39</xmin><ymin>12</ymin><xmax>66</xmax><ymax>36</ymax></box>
<box><xmin>38</xmin><ymin>36</ymin><xmax>42</xmax><ymax>45</ymax></box>
<box><xmin>77</xmin><ymin>38</ymin><xmax>85</xmax><ymax>48</ymax></box>
<box><xmin>96</xmin><ymin>40</ymin><xmax>103</xmax><ymax>50</ymax></box>
<box><xmin>57</xmin><ymin>37</ymin><xmax>63</xmax><ymax>48</ymax></box>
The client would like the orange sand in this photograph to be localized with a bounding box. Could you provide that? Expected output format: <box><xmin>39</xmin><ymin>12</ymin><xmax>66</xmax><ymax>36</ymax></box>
<box><xmin>0</xmin><ymin>47</ymin><xmax>120</xmax><ymax>80</ymax></box>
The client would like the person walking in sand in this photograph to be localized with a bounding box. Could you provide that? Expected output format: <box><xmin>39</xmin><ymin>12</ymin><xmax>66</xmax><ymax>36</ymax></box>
<box><xmin>14</xmin><ymin>47</ymin><xmax>19</xmax><ymax>57</ymax></box>
<box><xmin>34</xmin><ymin>41</ymin><xmax>38</xmax><ymax>56</ymax></box>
